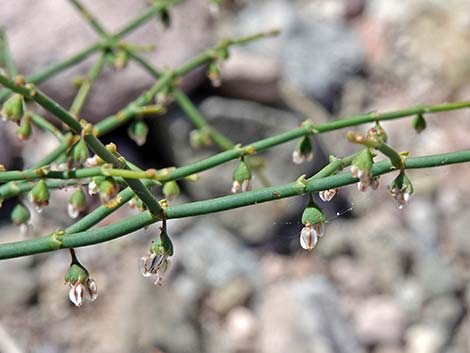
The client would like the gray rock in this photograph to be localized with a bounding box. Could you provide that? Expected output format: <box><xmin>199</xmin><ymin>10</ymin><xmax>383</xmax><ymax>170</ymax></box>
<box><xmin>353</xmin><ymin>295</ymin><xmax>406</xmax><ymax>346</ymax></box>
<box><xmin>257</xmin><ymin>276</ymin><xmax>365</xmax><ymax>353</ymax></box>
<box><xmin>281</xmin><ymin>19</ymin><xmax>365</xmax><ymax>103</ymax></box>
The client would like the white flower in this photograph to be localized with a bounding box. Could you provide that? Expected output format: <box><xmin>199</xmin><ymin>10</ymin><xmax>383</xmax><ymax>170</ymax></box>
<box><xmin>300</xmin><ymin>222</ymin><xmax>325</xmax><ymax>251</ymax></box>
<box><xmin>67</xmin><ymin>203</ymin><xmax>80</xmax><ymax>219</ymax></box>
<box><xmin>319</xmin><ymin>189</ymin><xmax>337</xmax><ymax>202</ymax></box>
<box><xmin>68</xmin><ymin>278</ymin><xmax>98</xmax><ymax>307</ymax></box>
<box><xmin>231</xmin><ymin>179</ymin><xmax>251</xmax><ymax>194</ymax></box>
<box><xmin>85</xmin><ymin>155</ymin><xmax>99</xmax><ymax>168</ymax></box>
<box><xmin>140</xmin><ymin>252</ymin><xmax>171</xmax><ymax>286</ymax></box>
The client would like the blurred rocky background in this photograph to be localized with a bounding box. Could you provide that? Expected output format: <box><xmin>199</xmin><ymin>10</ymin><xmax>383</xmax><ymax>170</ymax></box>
<box><xmin>0</xmin><ymin>0</ymin><xmax>469</xmax><ymax>353</ymax></box>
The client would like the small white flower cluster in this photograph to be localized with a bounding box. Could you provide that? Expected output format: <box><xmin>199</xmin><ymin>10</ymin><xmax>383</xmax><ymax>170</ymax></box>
<box><xmin>389</xmin><ymin>184</ymin><xmax>412</xmax><ymax>209</ymax></box>
<box><xmin>68</xmin><ymin>278</ymin><xmax>98</xmax><ymax>307</ymax></box>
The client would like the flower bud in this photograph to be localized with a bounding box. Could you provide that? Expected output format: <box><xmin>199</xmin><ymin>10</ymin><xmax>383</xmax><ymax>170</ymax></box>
<box><xmin>207</xmin><ymin>62</ymin><xmax>222</xmax><ymax>87</ymax></box>
<box><xmin>29</xmin><ymin>179</ymin><xmax>50</xmax><ymax>212</ymax></box>
<box><xmin>11</xmin><ymin>202</ymin><xmax>30</xmax><ymax>226</ymax></box>
<box><xmin>412</xmin><ymin>113</ymin><xmax>426</xmax><ymax>133</ymax></box>
<box><xmin>98</xmin><ymin>177</ymin><xmax>118</xmax><ymax>203</ymax></box>
<box><xmin>367</xmin><ymin>121</ymin><xmax>387</xmax><ymax>142</ymax></box>
<box><xmin>71</xmin><ymin>139</ymin><xmax>89</xmax><ymax>168</ymax></box>
<box><xmin>1</xmin><ymin>94</ymin><xmax>25</xmax><ymax>124</ymax></box>
<box><xmin>128</xmin><ymin>119</ymin><xmax>149</xmax><ymax>146</ymax></box>
<box><xmin>292</xmin><ymin>136</ymin><xmax>313</xmax><ymax>164</ymax></box>
<box><xmin>16</xmin><ymin>116</ymin><xmax>32</xmax><ymax>141</ymax></box>
<box><xmin>190</xmin><ymin>128</ymin><xmax>212</xmax><ymax>148</ymax></box>
<box><xmin>163</xmin><ymin>180</ymin><xmax>180</xmax><ymax>201</ymax></box>
<box><xmin>351</xmin><ymin>148</ymin><xmax>374</xmax><ymax>192</ymax></box>
<box><xmin>68</xmin><ymin>187</ymin><xmax>87</xmax><ymax>219</ymax></box>
<box><xmin>232</xmin><ymin>158</ymin><xmax>252</xmax><ymax>193</ymax></box>
<box><xmin>300</xmin><ymin>197</ymin><xmax>326</xmax><ymax>251</ymax></box>
<box><xmin>388</xmin><ymin>171</ymin><xmax>414</xmax><ymax>209</ymax></box>
<box><xmin>114</xmin><ymin>49</ymin><xmax>128</xmax><ymax>70</ymax></box>
<box><xmin>65</xmin><ymin>263</ymin><xmax>97</xmax><ymax>307</ymax></box>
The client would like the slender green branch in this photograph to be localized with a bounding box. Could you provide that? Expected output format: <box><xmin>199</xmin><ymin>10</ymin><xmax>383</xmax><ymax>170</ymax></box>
<box><xmin>0</xmin><ymin>28</ymin><xmax>17</xmax><ymax>77</ymax></box>
<box><xmin>1</xmin><ymin>149</ymin><xmax>468</xmax><ymax>259</ymax></box>
<box><xmin>68</xmin><ymin>0</ymin><xmax>109</xmax><ymax>37</ymax></box>
<box><xmin>27</xmin><ymin>112</ymin><xmax>64</xmax><ymax>140</ymax></box>
<box><xmin>69</xmin><ymin>54</ymin><xmax>107</xmax><ymax>117</ymax></box>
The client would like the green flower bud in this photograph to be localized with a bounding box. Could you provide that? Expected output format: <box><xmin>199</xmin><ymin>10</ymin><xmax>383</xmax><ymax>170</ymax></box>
<box><xmin>29</xmin><ymin>179</ymin><xmax>50</xmax><ymax>212</ymax></box>
<box><xmin>301</xmin><ymin>199</ymin><xmax>326</xmax><ymax>226</ymax></box>
<box><xmin>189</xmin><ymin>128</ymin><xmax>212</xmax><ymax>148</ymax></box>
<box><xmin>367</xmin><ymin>121</ymin><xmax>388</xmax><ymax>142</ymax></box>
<box><xmin>1</xmin><ymin>94</ymin><xmax>25</xmax><ymax>124</ymax></box>
<box><xmin>71</xmin><ymin>139</ymin><xmax>89</xmax><ymax>167</ymax></box>
<box><xmin>293</xmin><ymin>136</ymin><xmax>313</xmax><ymax>164</ymax></box>
<box><xmin>11</xmin><ymin>202</ymin><xmax>30</xmax><ymax>226</ymax></box>
<box><xmin>128</xmin><ymin>119</ymin><xmax>149</xmax><ymax>146</ymax></box>
<box><xmin>163</xmin><ymin>180</ymin><xmax>180</xmax><ymax>201</ymax></box>
<box><xmin>114</xmin><ymin>49</ymin><xmax>128</xmax><ymax>70</ymax></box>
<box><xmin>207</xmin><ymin>62</ymin><xmax>221</xmax><ymax>87</ymax></box>
<box><xmin>412</xmin><ymin>113</ymin><xmax>426</xmax><ymax>133</ymax></box>
<box><xmin>68</xmin><ymin>187</ymin><xmax>87</xmax><ymax>219</ymax></box>
<box><xmin>16</xmin><ymin>116</ymin><xmax>32</xmax><ymax>141</ymax></box>
<box><xmin>98</xmin><ymin>177</ymin><xmax>118</xmax><ymax>203</ymax></box>
<box><xmin>232</xmin><ymin>158</ymin><xmax>252</xmax><ymax>193</ymax></box>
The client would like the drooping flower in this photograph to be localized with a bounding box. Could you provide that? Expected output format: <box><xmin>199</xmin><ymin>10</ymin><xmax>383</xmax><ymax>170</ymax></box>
<box><xmin>68</xmin><ymin>187</ymin><xmax>87</xmax><ymax>219</ymax></box>
<box><xmin>300</xmin><ymin>196</ymin><xmax>326</xmax><ymax>251</ymax></box>
<box><xmin>162</xmin><ymin>180</ymin><xmax>180</xmax><ymax>202</ymax></box>
<box><xmin>231</xmin><ymin>158</ymin><xmax>252</xmax><ymax>193</ymax></box>
<box><xmin>64</xmin><ymin>263</ymin><xmax>98</xmax><ymax>307</ymax></box>
<box><xmin>388</xmin><ymin>171</ymin><xmax>414</xmax><ymax>209</ymax></box>
<box><xmin>29</xmin><ymin>179</ymin><xmax>50</xmax><ymax>213</ymax></box>
<box><xmin>140</xmin><ymin>228</ymin><xmax>174</xmax><ymax>286</ymax></box>
<box><xmin>1</xmin><ymin>94</ymin><xmax>25</xmax><ymax>124</ymax></box>
<box><xmin>128</xmin><ymin>119</ymin><xmax>149</xmax><ymax>146</ymax></box>
<box><xmin>292</xmin><ymin>135</ymin><xmax>313</xmax><ymax>164</ymax></box>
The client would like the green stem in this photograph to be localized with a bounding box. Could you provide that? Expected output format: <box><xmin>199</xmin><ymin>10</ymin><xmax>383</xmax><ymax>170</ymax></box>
<box><xmin>0</xmin><ymin>28</ymin><xmax>17</xmax><ymax>77</ymax></box>
<box><xmin>68</xmin><ymin>0</ymin><xmax>108</xmax><ymax>37</ymax></box>
<box><xmin>69</xmin><ymin>54</ymin><xmax>106</xmax><ymax>117</ymax></box>
<box><xmin>27</xmin><ymin>112</ymin><xmax>64</xmax><ymax>140</ymax></box>
<box><xmin>1</xmin><ymin>149</ymin><xmax>468</xmax><ymax>259</ymax></box>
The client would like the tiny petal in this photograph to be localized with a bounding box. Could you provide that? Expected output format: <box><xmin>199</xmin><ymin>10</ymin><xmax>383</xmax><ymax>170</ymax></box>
<box><xmin>231</xmin><ymin>180</ymin><xmax>241</xmax><ymax>194</ymax></box>
<box><xmin>85</xmin><ymin>156</ymin><xmax>98</xmax><ymax>168</ymax></box>
<box><xmin>350</xmin><ymin>165</ymin><xmax>359</xmax><ymax>178</ymax></box>
<box><xmin>313</xmin><ymin>222</ymin><xmax>325</xmax><ymax>238</ymax></box>
<box><xmin>85</xmin><ymin>278</ymin><xmax>98</xmax><ymax>302</ymax></box>
<box><xmin>20</xmin><ymin>223</ymin><xmax>32</xmax><ymax>238</ymax></box>
<box><xmin>300</xmin><ymin>225</ymin><xmax>318</xmax><ymax>251</ymax></box>
<box><xmin>241</xmin><ymin>179</ymin><xmax>251</xmax><ymax>192</ymax></box>
<box><xmin>68</xmin><ymin>203</ymin><xmax>80</xmax><ymax>219</ymax></box>
<box><xmin>69</xmin><ymin>281</ymin><xmax>84</xmax><ymax>307</ymax></box>
<box><xmin>292</xmin><ymin>150</ymin><xmax>304</xmax><ymax>164</ymax></box>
